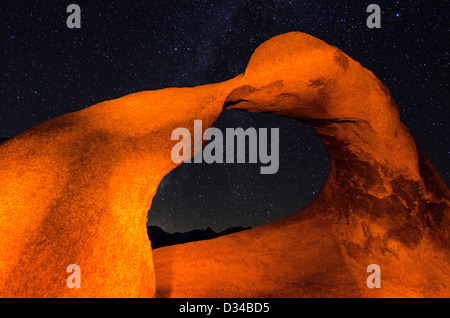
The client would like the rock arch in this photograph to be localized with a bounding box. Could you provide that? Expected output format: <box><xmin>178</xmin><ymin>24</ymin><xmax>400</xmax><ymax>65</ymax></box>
<box><xmin>0</xmin><ymin>32</ymin><xmax>448</xmax><ymax>297</ymax></box>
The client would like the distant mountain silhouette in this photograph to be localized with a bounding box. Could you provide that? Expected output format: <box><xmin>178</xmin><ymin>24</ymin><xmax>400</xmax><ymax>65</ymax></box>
<box><xmin>147</xmin><ymin>225</ymin><xmax>251</xmax><ymax>249</ymax></box>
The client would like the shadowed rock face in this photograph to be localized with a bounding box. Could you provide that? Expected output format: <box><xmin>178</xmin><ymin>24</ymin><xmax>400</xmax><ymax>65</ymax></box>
<box><xmin>0</xmin><ymin>32</ymin><xmax>448</xmax><ymax>297</ymax></box>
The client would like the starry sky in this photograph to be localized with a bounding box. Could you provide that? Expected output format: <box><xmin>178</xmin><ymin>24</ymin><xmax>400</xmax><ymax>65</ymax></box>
<box><xmin>1</xmin><ymin>1</ymin><xmax>448</xmax><ymax>232</ymax></box>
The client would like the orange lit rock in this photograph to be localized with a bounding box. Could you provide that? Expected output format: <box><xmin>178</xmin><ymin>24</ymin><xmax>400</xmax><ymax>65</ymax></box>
<box><xmin>0</xmin><ymin>32</ymin><xmax>448</xmax><ymax>297</ymax></box>
<box><xmin>153</xmin><ymin>32</ymin><xmax>450</xmax><ymax>297</ymax></box>
<box><xmin>0</xmin><ymin>80</ymin><xmax>241</xmax><ymax>297</ymax></box>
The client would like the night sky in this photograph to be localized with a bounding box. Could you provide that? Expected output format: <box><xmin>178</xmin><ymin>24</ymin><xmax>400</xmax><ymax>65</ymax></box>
<box><xmin>1</xmin><ymin>1</ymin><xmax>448</xmax><ymax>232</ymax></box>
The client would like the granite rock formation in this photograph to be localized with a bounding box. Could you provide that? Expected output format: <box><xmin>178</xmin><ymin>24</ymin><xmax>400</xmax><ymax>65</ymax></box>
<box><xmin>153</xmin><ymin>32</ymin><xmax>450</xmax><ymax>297</ymax></box>
<box><xmin>0</xmin><ymin>32</ymin><xmax>448</xmax><ymax>297</ymax></box>
<box><xmin>0</xmin><ymin>79</ymin><xmax>240</xmax><ymax>297</ymax></box>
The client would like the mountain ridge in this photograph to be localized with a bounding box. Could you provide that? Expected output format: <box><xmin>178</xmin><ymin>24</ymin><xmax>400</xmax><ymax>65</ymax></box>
<box><xmin>147</xmin><ymin>225</ymin><xmax>251</xmax><ymax>249</ymax></box>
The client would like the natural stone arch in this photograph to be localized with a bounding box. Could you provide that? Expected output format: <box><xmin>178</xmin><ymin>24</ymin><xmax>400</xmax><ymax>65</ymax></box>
<box><xmin>155</xmin><ymin>32</ymin><xmax>450</xmax><ymax>297</ymax></box>
<box><xmin>0</xmin><ymin>32</ymin><xmax>448</xmax><ymax>297</ymax></box>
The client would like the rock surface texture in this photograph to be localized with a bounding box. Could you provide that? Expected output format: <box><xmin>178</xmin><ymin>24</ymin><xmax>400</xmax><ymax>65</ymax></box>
<box><xmin>0</xmin><ymin>32</ymin><xmax>448</xmax><ymax>297</ymax></box>
<box><xmin>153</xmin><ymin>32</ymin><xmax>450</xmax><ymax>297</ymax></box>
<box><xmin>0</xmin><ymin>79</ymin><xmax>239</xmax><ymax>297</ymax></box>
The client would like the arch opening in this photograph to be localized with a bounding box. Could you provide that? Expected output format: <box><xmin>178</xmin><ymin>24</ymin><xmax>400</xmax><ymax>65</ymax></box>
<box><xmin>147</xmin><ymin>110</ymin><xmax>330</xmax><ymax>246</ymax></box>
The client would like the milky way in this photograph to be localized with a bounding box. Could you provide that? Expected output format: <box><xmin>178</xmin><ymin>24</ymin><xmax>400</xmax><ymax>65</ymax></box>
<box><xmin>1</xmin><ymin>0</ymin><xmax>448</xmax><ymax>232</ymax></box>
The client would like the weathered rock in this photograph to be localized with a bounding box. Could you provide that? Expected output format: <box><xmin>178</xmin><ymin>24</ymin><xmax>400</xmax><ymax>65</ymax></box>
<box><xmin>153</xmin><ymin>32</ymin><xmax>450</xmax><ymax>297</ymax></box>
<box><xmin>0</xmin><ymin>32</ymin><xmax>448</xmax><ymax>297</ymax></box>
<box><xmin>0</xmin><ymin>80</ymin><xmax>241</xmax><ymax>297</ymax></box>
